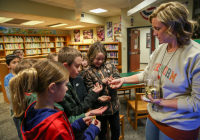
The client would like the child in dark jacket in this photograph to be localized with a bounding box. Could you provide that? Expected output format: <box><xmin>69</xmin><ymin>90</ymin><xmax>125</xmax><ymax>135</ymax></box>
<box><xmin>10</xmin><ymin>59</ymin><xmax>101</xmax><ymax>140</ymax></box>
<box><xmin>83</xmin><ymin>42</ymin><xmax>121</xmax><ymax>140</ymax></box>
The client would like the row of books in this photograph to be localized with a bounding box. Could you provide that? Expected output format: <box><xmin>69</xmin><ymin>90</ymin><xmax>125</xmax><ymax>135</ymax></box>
<box><xmin>42</xmin><ymin>43</ymin><xmax>54</xmax><ymax>48</ymax></box>
<box><xmin>25</xmin><ymin>43</ymin><xmax>41</xmax><ymax>48</ymax></box>
<box><xmin>104</xmin><ymin>45</ymin><xmax>118</xmax><ymax>50</ymax></box>
<box><xmin>56</xmin><ymin>37</ymin><xmax>65</xmax><ymax>42</ymax></box>
<box><xmin>107</xmin><ymin>52</ymin><xmax>118</xmax><ymax>58</ymax></box>
<box><xmin>107</xmin><ymin>59</ymin><xmax>118</xmax><ymax>65</ymax></box>
<box><xmin>6</xmin><ymin>50</ymin><xmax>14</xmax><ymax>55</ymax></box>
<box><xmin>56</xmin><ymin>48</ymin><xmax>60</xmax><ymax>52</ymax></box>
<box><xmin>42</xmin><ymin>48</ymin><xmax>51</xmax><ymax>53</ymax></box>
<box><xmin>25</xmin><ymin>37</ymin><xmax>41</xmax><ymax>42</ymax></box>
<box><xmin>69</xmin><ymin>45</ymin><xmax>78</xmax><ymax>49</ymax></box>
<box><xmin>26</xmin><ymin>49</ymin><xmax>41</xmax><ymax>55</ymax></box>
<box><xmin>42</xmin><ymin>37</ymin><xmax>51</xmax><ymax>42</ymax></box>
<box><xmin>3</xmin><ymin>36</ymin><xmax>24</xmax><ymax>42</ymax></box>
<box><xmin>5</xmin><ymin>43</ymin><xmax>24</xmax><ymax>50</ymax></box>
<box><xmin>0</xmin><ymin>44</ymin><xmax>3</xmax><ymax>50</ymax></box>
<box><xmin>79</xmin><ymin>46</ymin><xmax>89</xmax><ymax>50</ymax></box>
<box><xmin>56</xmin><ymin>42</ymin><xmax>64</xmax><ymax>47</ymax></box>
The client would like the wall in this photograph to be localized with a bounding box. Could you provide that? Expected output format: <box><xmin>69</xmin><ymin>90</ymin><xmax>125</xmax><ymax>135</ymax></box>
<box><xmin>68</xmin><ymin>15</ymin><xmax>122</xmax><ymax>44</ymax></box>
<box><xmin>138</xmin><ymin>27</ymin><xmax>151</xmax><ymax>63</ymax></box>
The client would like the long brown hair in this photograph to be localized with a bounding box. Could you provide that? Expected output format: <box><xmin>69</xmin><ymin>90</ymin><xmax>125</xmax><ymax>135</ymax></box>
<box><xmin>10</xmin><ymin>59</ymin><xmax>69</xmax><ymax>117</ymax></box>
<box><xmin>87</xmin><ymin>41</ymin><xmax>107</xmax><ymax>66</ymax></box>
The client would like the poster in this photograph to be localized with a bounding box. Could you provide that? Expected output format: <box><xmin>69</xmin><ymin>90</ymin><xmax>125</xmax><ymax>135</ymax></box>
<box><xmin>107</xmin><ymin>22</ymin><xmax>112</xmax><ymax>38</ymax></box>
<box><xmin>74</xmin><ymin>30</ymin><xmax>80</xmax><ymax>42</ymax></box>
<box><xmin>96</xmin><ymin>27</ymin><xmax>105</xmax><ymax>41</ymax></box>
<box><xmin>114</xmin><ymin>23</ymin><xmax>121</xmax><ymax>34</ymax></box>
<box><xmin>83</xmin><ymin>29</ymin><xmax>93</xmax><ymax>39</ymax></box>
<box><xmin>146</xmin><ymin>33</ymin><xmax>150</xmax><ymax>48</ymax></box>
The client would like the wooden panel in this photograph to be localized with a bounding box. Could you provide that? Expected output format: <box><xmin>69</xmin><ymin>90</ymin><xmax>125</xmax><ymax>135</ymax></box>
<box><xmin>0</xmin><ymin>63</ymin><xmax>9</xmax><ymax>103</ymax></box>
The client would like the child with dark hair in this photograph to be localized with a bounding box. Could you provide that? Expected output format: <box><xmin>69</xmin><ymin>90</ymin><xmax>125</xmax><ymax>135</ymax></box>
<box><xmin>4</xmin><ymin>54</ymin><xmax>20</xmax><ymax>139</ymax></box>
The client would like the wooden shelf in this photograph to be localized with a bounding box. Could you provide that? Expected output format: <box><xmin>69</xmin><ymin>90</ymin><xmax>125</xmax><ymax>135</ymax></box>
<box><xmin>108</xmin><ymin>57</ymin><xmax>118</xmax><ymax>59</ymax></box>
<box><xmin>4</xmin><ymin>42</ymin><xmax>24</xmax><ymax>43</ymax></box>
<box><xmin>106</xmin><ymin>50</ymin><xmax>118</xmax><ymax>51</ymax></box>
<box><xmin>79</xmin><ymin>50</ymin><xmax>89</xmax><ymax>51</ymax></box>
<box><xmin>25</xmin><ymin>42</ymin><xmax>41</xmax><ymax>43</ymax></box>
<box><xmin>26</xmin><ymin>48</ymin><xmax>42</xmax><ymax>49</ymax></box>
<box><xmin>5</xmin><ymin>49</ymin><xmax>24</xmax><ymax>50</ymax></box>
<box><xmin>0</xmin><ymin>34</ymin><xmax>71</xmax><ymax>60</ymax></box>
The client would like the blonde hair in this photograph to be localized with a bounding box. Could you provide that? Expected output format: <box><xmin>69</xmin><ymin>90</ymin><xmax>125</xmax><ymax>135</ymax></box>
<box><xmin>58</xmin><ymin>46</ymin><xmax>82</xmax><ymax>66</ymax></box>
<box><xmin>10</xmin><ymin>59</ymin><xmax>69</xmax><ymax>117</ymax></box>
<box><xmin>149</xmin><ymin>2</ymin><xmax>198</xmax><ymax>47</ymax></box>
<box><xmin>87</xmin><ymin>42</ymin><xmax>107</xmax><ymax>66</ymax></box>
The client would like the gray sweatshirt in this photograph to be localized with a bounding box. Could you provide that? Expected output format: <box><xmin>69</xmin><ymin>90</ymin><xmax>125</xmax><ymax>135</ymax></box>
<box><xmin>137</xmin><ymin>40</ymin><xmax>200</xmax><ymax>131</ymax></box>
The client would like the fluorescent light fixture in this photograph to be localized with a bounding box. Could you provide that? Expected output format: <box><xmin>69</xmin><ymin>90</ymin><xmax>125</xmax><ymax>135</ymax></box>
<box><xmin>65</xmin><ymin>25</ymin><xmax>85</xmax><ymax>28</ymax></box>
<box><xmin>50</xmin><ymin>23</ymin><xmax>68</xmax><ymax>27</ymax></box>
<box><xmin>0</xmin><ymin>17</ymin><xmax>14</xmax><ymax>23</ymax></box>
<box><xmin>89</xmin><ymin>8</ymin><xmax>107</xmax><ymax>13</ymax></box>
<box><xmin>127</xmin><ymin>0</ymin><xmax>157</xmax><ymax>16</ymax></box>
<box><xmin>21</xmin><ymin>21</ymin><xmax>45</xmax><ymax>25</ymax></box>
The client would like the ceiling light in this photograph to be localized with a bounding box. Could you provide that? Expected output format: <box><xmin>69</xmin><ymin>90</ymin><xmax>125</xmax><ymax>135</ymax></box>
<box><xmin>65</xmin><ymin>25</ymin><xmax>85</xmax><ymax>28</ymax></box>
<box><xmin>0</xmin><ymin>17</ymin><xmax>14</xmax><ymax>23</ymax></box>
<box><xmin>21</xmin><ymin>21</ymin><xmax>45</xmax><ymax>25</ymax></box>
<box><xmin>50</xmin><ymin>23</ymin><xmax>68</xmax><ymax>27</ymax></box>
<box><xmin>89</xmin><ymin>8</ymin><xmax>107</xmax><ymax>13</ymax></box>
<box><xmin>127</xmin><ymin>0</ymin><xmax>157</xmax><ymax>16</ymax></box>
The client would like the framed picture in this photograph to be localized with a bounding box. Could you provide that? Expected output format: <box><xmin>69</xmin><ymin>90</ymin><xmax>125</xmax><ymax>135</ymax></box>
<box><xmin>146</xmin><ymin>33</ymin><xmax>150</xmax><ymax>48</ymax></box>
<box><xmin>96</xmin><ymin>27</ymin><xmax>105</xmax><ymax>41</ymax></box>
<box><xmin>107</xmin><ymin>21</ymin><xmax>112</xmax><ymax>38</ymax></box>
<box><xmin>114</xmin><ymin>23</ymin><xmax>121</xmax><ymax>34</ymax></box>
<box><xmin>74</xmin><ymin>30</ymin><xmax>80</xmax><ymax>42</ymax></box>
<box><xmin>83</xmin><ymin>29</ymin><xmax>93</xmax><ymax>39</ymax></box>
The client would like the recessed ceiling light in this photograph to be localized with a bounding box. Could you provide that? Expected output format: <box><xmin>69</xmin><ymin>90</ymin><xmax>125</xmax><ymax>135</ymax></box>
<box><xmin>0</xmin><ymin>17</ymin><xmax>14</xmax><ymax>23</ymax></box>
<box><xmin>21</xmin><ymin>21</ymin><xmax>45</xmax><ymax>25</ymax></box>
<box><xmin>89</xmin><ymin>8</ymin><xmax>107</xmax><ymax>13</ymax></box>
<box><xmin>65</xmin><ymin>25</ymin><xmax>85</xmax><ymax>28</ymax></box>
<box><xmin>50</xmin><ymin>23</ymin><xmax>68</xmax><ymax>27</ymax></box>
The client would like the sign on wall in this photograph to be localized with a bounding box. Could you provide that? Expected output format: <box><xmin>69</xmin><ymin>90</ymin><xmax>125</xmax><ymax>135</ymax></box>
<box><xmin>96</xmin><ymin>27</ymin><xmax>105</xmax><ymax>41</ymax></box>
<box><xmin>74</xmin><ymin>30</ymin><xmax>80</xmax><ymax>42</ymax></box>
<box><xmin>83</xmin><ymin>29</ymin><xmax>93</xmax><ymax>39</ymax></box>
<box><xmin>107</xmin><ymin>21</ymin><xmax>112</xmax><ymax>38</ymax></box>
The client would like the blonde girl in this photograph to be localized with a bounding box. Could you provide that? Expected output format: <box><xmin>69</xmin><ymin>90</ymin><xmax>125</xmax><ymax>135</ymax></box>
<box><xmin>10</xmin><ymin>59</ymin><xmax>101</xmax><ymax>140</ymax></box>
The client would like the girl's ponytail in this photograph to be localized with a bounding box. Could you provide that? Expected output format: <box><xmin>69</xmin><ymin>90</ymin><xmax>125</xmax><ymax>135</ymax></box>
<box><xmin>10</xmin><ymin>68</ymin><xmax>38</xmax><ymax>117</ymax></box>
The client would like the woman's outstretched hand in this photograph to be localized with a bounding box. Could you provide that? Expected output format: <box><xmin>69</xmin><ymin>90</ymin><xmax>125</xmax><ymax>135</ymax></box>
<box><xmin>108</xmin><ymin>77</ymin><xmax>124</xmax><ymax>89</ymax></box>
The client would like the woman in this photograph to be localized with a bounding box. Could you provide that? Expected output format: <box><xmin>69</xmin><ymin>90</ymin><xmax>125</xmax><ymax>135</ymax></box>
<box><xmin>110</xmin><ymin>2</ymin><xmax>200</xmax><ymax>140</ymax></box>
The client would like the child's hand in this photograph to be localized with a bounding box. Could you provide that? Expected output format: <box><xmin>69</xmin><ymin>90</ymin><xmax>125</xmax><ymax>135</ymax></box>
<box><xmin>102</xmin><ymin>78</ymin><xmax>109</xmax><ymax>85</ymax></box>
<box><xmin>82</xmin><ymin>117</ymin><xmax>92</xmax><ymax>126</ymax></box>
<box><xmin>85</xmin><ymin>106</ymin><xmax>107</xmax><ymax>116</ymax></box>
<box><xmin>92</xmin><ymin>83</ymin><xmax>103</xmax><ymax>94</ymax></box>
<box><xmin>98</xmin><ymin>95</ymin><xmax>111</xmax><ymax>102</ymax></box>
<box><xmin>91</xmin><ymin>119</ymin><xmax>101</xmax><ymax>130</ymax></box>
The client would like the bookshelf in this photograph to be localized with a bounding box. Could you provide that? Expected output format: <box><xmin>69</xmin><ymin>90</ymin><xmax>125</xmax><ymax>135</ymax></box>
<box><xmin>68</xmin><ymin>42</ymin><xmax>122</xmax><ymax>72</ymax></box>
<box><xmin>55</xmin><ymin>35</ymin><xmax>68</xmax><ymax>53</ymax></box>
<box><xmin>0</xmin><ymin>34</ymin><xmax>71</xmax><ymax>62</ymax></box>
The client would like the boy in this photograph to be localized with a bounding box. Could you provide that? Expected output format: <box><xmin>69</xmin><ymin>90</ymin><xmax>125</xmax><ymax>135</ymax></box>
<box><xmin>47</xmin><ymin>53</ymin><xmax>58</xmax><ymax>61</ymax></box>
<box><xmin>58</xmin><ymin>47</ymin><xmax>107</xmax><ymax>121</ymax></box>
<box><xmin>13</xmin><ymin>49</ymin><xmax>23</xmax><ymax>60</ymax></box>
<box><xmin>4</xmin><ymin>54</ymin><xmax>20</xmax><ymax>139</ymax></box>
